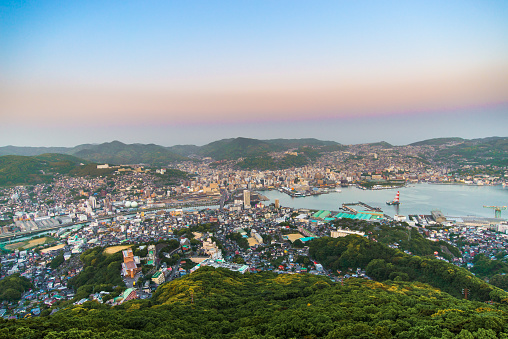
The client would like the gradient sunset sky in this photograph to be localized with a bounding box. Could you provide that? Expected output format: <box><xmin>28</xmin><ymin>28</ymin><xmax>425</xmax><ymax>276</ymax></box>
<box><xmin>1</xmin><ymin>1</ymin><xmax>507</xmax><ymax>146</ymax></box>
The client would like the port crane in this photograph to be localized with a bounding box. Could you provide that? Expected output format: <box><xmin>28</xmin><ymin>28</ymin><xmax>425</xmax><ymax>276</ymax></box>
<box><xmin>483</xmin><ymin>205</ymin><xmax>507</xmax><ymax>218</ymax></box>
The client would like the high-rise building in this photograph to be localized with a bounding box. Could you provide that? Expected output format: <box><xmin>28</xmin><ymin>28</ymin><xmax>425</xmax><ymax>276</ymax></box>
<box><xmin>275</xmin><ymin>199</ymin><xmax>280</xmax><ymax>209</ymax></box>
<box><xmin>243</xmin><ymin>190</ymin><xmax>251</xmax><ymax>209</ymax></box>
<box><xmin>88</xmin><ymin>196</ymin><xmax>97</xmax><ymax>209</ymax></box>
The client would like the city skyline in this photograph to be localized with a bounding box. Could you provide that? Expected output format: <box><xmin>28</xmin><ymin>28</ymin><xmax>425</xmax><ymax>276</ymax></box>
<box><xmin>1</xmin><ymin>1</ymin><xmax>508</xmax><ymax>146</ymax></box>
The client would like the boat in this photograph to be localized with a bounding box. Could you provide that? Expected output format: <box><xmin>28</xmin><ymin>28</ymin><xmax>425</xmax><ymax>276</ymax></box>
<box><xmin>386</xmin><ymin>191</ymin><xmax>400</xmax><ymax>205</ymax></box>
<box><xmin>335</xmin><ymin>188</ymin><xmax>342</xmax><ymax>193</ymax></box>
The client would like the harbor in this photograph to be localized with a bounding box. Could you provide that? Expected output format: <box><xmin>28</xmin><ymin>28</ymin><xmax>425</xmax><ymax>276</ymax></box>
<box><xmin>263</xmin><ymin>183</ymin><xmax>508</xmax><ymax>220</ymax></box>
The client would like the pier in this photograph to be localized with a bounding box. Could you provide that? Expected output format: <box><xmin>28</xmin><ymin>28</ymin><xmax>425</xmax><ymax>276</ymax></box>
<box><xmin>342</xmin><ymin>203</ymin><xmax>358</xmax><ymax>214</ymax></box>
<box><xmin>358</xmin><ymin>201</ymin><xmax>382</xmax><ymax>212</ymax></box>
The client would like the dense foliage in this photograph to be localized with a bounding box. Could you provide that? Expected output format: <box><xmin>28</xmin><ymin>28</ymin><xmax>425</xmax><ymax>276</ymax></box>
<box><xmin>236</xmin><ymin>155</ymin><xmax>277</xmax><ymax>170</ymax></box>
<box><xmin>0</xmin><ymin>273</ymin><xmax>33</xmax><ymax>302</ymax></box>
<box><xmin>68</xmin><ymin>164</ymin><xmax>116</xmax><ymax>177</ymax></box>
<box><xmin>49</xmin><ymin>253</ymin><xmax>65</xmax><ymax>270</ymax></box>
<box><xmin>226</xmin><ymin>232</ymin><xmax>249</xmax><ymax>249</ymax></box>
<box><xmin>236</xmin><ymin>153</ymin><xmax>314</xmax><ymax>170</ymax></box>
<box><xmin>0</xmin><ymin>154</ymin><xmax>85</xmax><ymax>186</ymax></box>
<box><xmin>200</xmin><ymin>137</ymin><xmax>341</xmax><ymax>164</ymax></box>
<box><xmin>332</xmin><ymin>219</ymin><xmax>461</xmax><ymax>260</ymax></box>
<box><xmin>3</xmin><ymin>267</ymin><xmax>508</xmax><ymax>338</ymax></box>
<box><xmin>432</xmin><ymin>137</ymin><xmax>508</xmax><ymax>167</ymax></box>
<box><xmin>490</xmin><ymin>275</ymin><xmax>508</xmax><ymax>291</ymax></box>
<box><xmin>174</xmin><ymin>222</ymin><xmax>218</xmax><ymax>239</ymax></box>
<box><xmin>410</xmin><ymin>137</ymin><xmax>465</xmax><ymax>146</ymax></box>
<box><xmin>471</xmin><ymin>254</ymin><xmax>508</xmax><ymax>279</ymax></box>
<box><xmin>308</xmin><ymin>236</ymin><xmax>508</xmax><ymax>302</ymax></box>
<box><xmin>72</xmin><ymin>141</ymin><xmax>188</xmax><ymax>165</ymax></box>
<box><xmin>67</xmin><ymin>247</ymin><xmax>125</xmax><ymax>301</ymax></box>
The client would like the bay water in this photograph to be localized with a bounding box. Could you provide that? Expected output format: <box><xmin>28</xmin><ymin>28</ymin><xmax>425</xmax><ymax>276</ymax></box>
<box><xmin>262</xmin><ymin>184</ymin><xmax>508</xmax><ymax>219</ymax></box>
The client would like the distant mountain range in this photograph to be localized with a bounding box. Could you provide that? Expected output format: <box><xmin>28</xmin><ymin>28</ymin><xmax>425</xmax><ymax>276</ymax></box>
<box><xmin>0</xmin><ymin>138</ymin><xmax>343</xmax><ymax>163</ymax></box>
<box><xmin>0</xmin><ymin>138</ymin><xmax>345</xmax><ymax>186</ymax></box>
<box><xmin>0</xmin><ymin>136</ymin><xmax>506</xmax><ymax>186</ymax></box>
<box><xmin>0</xmin><ymin>141</ymin><xmax>187</xmax><ymax>165</ymax></box>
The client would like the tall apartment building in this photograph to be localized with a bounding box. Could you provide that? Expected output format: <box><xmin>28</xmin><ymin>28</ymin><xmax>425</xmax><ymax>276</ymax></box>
<box><xmin>243</xmin><ymin>190</ymin><xmax>251</xmax><ymax>209</ymax></box>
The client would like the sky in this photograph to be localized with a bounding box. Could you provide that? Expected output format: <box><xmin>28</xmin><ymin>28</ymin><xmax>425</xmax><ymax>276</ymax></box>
<box><xmin>1</xmin><ymin>1</ymin><xmax>507</xmax><ymax>147</ymax></box>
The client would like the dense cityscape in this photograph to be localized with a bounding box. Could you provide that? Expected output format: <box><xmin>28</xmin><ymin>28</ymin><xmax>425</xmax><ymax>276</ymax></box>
<box><xmin>2</xmin><ymin>1</ymin><xmax>508</xmax><ymax>337</ymax></box>
<box><xmin>0</xmin><ymin>137</ymin><xmax>507</xmax><ymax>323</ymax></box>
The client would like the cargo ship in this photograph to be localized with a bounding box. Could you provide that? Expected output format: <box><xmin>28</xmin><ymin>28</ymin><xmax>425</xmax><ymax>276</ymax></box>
<box><xmin>386</xmin><ymin>191</ymin><xmax>400</xmax><ymax>205</ymax></box>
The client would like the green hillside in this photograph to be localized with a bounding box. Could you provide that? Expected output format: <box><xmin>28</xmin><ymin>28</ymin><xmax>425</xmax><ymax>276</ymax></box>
<box><xmin>3</xmin><ymin>267</ymin><xmax>508</xmax><ymax>338</ymax></box>
<box><xmin>332</xmin><ymin>219</ymin><xmax>461</xmax><ymax>261</ymax></box>
<box><xmin>433</xmin><ymin>137</ymin><xmax>508</xmax><ymax>167</ymax></box>
<box><xmin>0</xmin><ymin>138</ymin><xmax>341</xmax><ymax>163</ymax></box>
<box><xmin>0</xmin><ymin>153</ymin><xmax>86</xmax><ymax>186</ymax></box>
<box><xmin>264</xmin><ymin>138</ymin><xmax>340</xmax><ymax>150</ymax></box>
<box><xmin>236</xmin><ymin>153</ymin><xmax>313</xmax><ymax>170</ymax></box>
<box><xmin>166</xmin><ymin>144</ymin><xmax>201</xmax><ymax>157</ymax></box>
<box><xmin>68</xmin><ymin>164</ymin><xmax>117</xmax><ymax>177</ymax></box>
<box><xmin>73</xmin><ymin>141</ymin><xmax>188</xmax><ymax>165</ymax></box>
<box><xmin>1</xmin><ymin>136</ymin><xmax>506</xmax><ymax>167</ymax></box>
<box><xmin>173</xmin><ymin>137</ymin><xmax>342</xmax><ymax>161</ymax></box>
<box><xmin>199</xmin><ymin>137</ymin><xmax>273</xmax><ymax>160</ymax></box>
<box><xmin>308</xmin><ymin>235</ymin><xmax>507</xmax><ymax>302</ymax></box>
<box><xmin>0</xmin><ymin>146</ymin><xmax>71</xmax><ymax>156</ymax></box>
<box><xmin>410</xmin><ymin>137</ymin><xmax>465</xmax><ymax>146</ymax></box>
<box><xmin>366</xmin><ymin>141</ymin><xmax>393</xmax><ymax>148</ymax></box>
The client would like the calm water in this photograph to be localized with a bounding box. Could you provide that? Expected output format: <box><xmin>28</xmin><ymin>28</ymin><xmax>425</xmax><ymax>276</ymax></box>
<box><xmin>262</xmin><ymin>184</ymin><xmax>508</xmax><ymax>218</ymax></box>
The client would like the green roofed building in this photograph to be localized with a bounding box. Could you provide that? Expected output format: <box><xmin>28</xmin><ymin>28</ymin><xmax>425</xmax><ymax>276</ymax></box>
<box><xmin>312</xmin><ymin>210</ymin><xmax>331</xmax><ymax>220</ymax></box>
<box><xmin>334</xmin><ymin>211</ymin><xmax>383</xmax><ymax>221</ymax></box>
<box><xmin>114</xmin><ymin>288</ymin><xmax>138</xmax><ymax>305</ymax></box>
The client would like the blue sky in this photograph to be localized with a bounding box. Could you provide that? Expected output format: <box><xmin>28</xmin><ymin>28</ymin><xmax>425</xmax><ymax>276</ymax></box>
<box><xmin>1</xmin><ymin>1</ymin><xmax>507</xmax><ymax>146</ymax></box>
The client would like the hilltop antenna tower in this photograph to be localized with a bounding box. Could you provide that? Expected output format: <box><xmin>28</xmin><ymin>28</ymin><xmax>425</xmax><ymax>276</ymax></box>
<box><xmin>483</xmin><ymin>206</ymin><xmax>507</xmax><ymax>219</ymax></box>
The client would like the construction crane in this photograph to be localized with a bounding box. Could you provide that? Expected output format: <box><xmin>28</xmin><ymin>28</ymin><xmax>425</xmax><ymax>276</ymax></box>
<box><xmin>483</xmin><ymin>205</ymin><xmax>507</xmax><ymax>218</ymax></box>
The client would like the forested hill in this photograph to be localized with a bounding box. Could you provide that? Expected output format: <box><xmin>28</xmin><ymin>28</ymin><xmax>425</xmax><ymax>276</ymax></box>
<box><xmin>0</xmin><ymin>141</ymin><xmax>188</xmax><ymax>166</ymax></box>
<box><xmin>171</xmin><ymin>137</ymin><xmax>343</xmax><ymax>159</ymax></box>
<box><xmin>4</xmin><ymin>267</ymin><xmax>508</xmax><ymax>338</ymax></box>
<box><xmin>0</xmin><ymin>138</ymin><xmax>342</xmax><ymax>163</ymax></box>
<box><xmin>308</xmin><ymin>235</ymin><xmax>508</xmax><ymax>302</ymax></box>
<box><xmin>2</xmin><ymin>136</ymin><xmax>506</xmax><ymax>167</ymax></box>
<box><xmin>71</xmin><ymin>141</ymin><xmax>188</xmax><ymax>165</ymax></box>
<box><xmin>0</xmin><ymin>154</ymin><xmax>87</xmax><ymax>187</ymax></box>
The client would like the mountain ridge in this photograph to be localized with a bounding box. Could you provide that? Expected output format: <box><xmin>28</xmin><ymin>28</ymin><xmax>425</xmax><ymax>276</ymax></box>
<box><xmin>0</xmin><ymin>136</ymin><xmax>506</xmax><ymax>168</ymax></box>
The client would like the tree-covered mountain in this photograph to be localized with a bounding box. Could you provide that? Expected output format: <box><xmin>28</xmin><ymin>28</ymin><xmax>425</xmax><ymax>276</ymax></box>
<box><xmin>432</xmin><ymin>136</ymin><xmax>508</xmax><ymax>167</ymax></box>
<box><xmin>0</xmin><ymin>138</ymin><xmax>341</xmax><ymax>160</ymax></box>
<box><xmin>0</xmin><ymin>153</ymin><xmax>87</xmax><ymax>186</ymax></box>
<box><xmin>1</xmin><ymin>136</ymin><xmax>506</xmax><ymax>166</ymax></box>
<box><xmin>410</xmin><ymin>137</ymin><xmax>465</xmax><ymax>146</ymax></box>
<box><xmin>0</xmin><ymin>146</ymin><xmax>72</xmax><ymax>157</ymax></box>
<box><xmin>365</xmin><ymin>141</ymin><xmax>393</xmax><ymax>148</ymax></box>
<box><xmin>165</xmin><ymin>137</ymin><xmax>343</xmax><ymax>164</ymax></box>
<box><xmin>72</xmin><ymin>141</ymin><xmax>188</xmax><ymax>165</ymax></box>
<box><xmin>165</xmin><ymin>144</ymin><xmax>201</xmax><ymax>157</ymax></box>
<box><xmin>0</xmin><ymin>141</ymin><xmax>187</xmax><ymax>166</ymax></box>
<box><xmin>4</xmin><ymin>267</ymin><xmax>508</xmax><ymax>338</ymax></box>
<box><xmin>199</xmin><ymin>137</ymin><xmax>273</xmax><ymax>160</ymax></box>
<box><xmin>308</xmin><ymin>235</ymin><xmax>507</xmax><ymax>302</ymax></box>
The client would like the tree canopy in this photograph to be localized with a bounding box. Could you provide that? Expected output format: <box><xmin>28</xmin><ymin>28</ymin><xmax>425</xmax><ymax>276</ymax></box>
<box><xmin>3</xmin><ymin>267</ymin><xmax>508</xmax><ymax>338</ymax></box>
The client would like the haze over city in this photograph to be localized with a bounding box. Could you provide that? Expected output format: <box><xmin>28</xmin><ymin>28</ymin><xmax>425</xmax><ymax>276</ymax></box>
<box><xmin>1</xmin><ymin>1</ymin><xmax>507</xmax><ymax>146</ymax></box>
